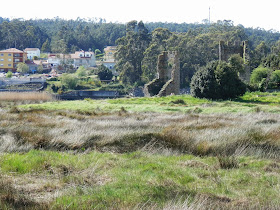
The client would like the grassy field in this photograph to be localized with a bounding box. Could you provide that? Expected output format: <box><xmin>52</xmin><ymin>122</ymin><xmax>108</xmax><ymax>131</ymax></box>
<box><xmin>19</xmin><ymin>91</ymin><xmax>280</xmax><ymax>114</ymax></box>
<box><xmin>0</xmin><ymin>91</ymin><xmax>279</xmax><ymax>209</ymax></box>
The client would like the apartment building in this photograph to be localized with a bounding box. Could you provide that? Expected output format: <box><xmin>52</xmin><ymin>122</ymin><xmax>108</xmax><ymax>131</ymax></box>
<box><xmin>24</xmin><ymin>48</ymin><xmax>41</xmax><ymax>60</ymax></box>
<box><xmin>0</xmin><ymin>48</ymin><xmax>28</xmax><ymax>72</ymax></box>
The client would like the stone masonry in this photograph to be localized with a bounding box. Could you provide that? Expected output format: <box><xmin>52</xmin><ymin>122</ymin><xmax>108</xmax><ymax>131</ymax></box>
<box><xmin>144</xmin><ymin>51</ymin><xmax>180</xmax><ymax>97</ymax></box>
<box><xmin>219</xmin><ymin>40</ymin><xmax>251</xmax><ymax>82</ymax></box>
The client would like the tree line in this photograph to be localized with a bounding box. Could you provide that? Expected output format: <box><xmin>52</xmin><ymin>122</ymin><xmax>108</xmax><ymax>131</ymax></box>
<box><xmin>0</xmin><ymin>17</ymin><xmax>280</xmax><ymax>54</ymax></box>
<box><xmin>1</xmin><ymin>17</ymin><xmax>280</xmax><ymax>93</ymax></box>
<box><xmin>115</xmin><ymin>20</ymin><xmax>280</xmax><ymax>88</ymax></box>
<box><xmin>0</xmin><ymin>17</ymin><xmax>126</xmax><ymax>53</ymax></box>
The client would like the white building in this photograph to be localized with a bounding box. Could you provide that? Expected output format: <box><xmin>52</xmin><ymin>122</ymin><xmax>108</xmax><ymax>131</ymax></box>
<box><xmin>103</xmin><ymin>59</ymin><xmax>117</xmax><ymax>75</ymax></box>
<box><xmin>24</xmin><ymin>48</ymin><xmax>41</xmax><ymax>60</ymax></box>
<box><xmin>47</xmin><ymin>54</ymin><xmax>63</xmax><ymax>68</ymax></box>
<box><xmin>70</xmin><ymin>51</ymin><xmax>96</xmax><ymax>68</ymax></box>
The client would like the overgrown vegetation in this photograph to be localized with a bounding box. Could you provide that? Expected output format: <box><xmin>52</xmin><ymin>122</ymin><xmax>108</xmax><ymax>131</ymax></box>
<box><xmin>190</xmin><ymin>60</ymin><xmax>246</xmax><ymax>99</ymax></box>
<box><xmin>0</xmin><ymin>92</ymin><xmax>279</xmax><ymax>209</ymax></box>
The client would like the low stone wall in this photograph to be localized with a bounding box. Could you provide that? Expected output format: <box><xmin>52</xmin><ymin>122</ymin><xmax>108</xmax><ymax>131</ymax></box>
<box><xmin>57</xmin><ymin>90</ymin><xmax>120</xmax><ymax>100</ymax></box>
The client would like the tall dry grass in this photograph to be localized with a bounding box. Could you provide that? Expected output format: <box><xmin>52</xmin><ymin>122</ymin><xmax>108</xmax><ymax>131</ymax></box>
<box><xmin>0</xmin><ymin>91</ymin><xmax>54</xmax><ymax>102</ymax></box>
<box><xmin>0</xmin><ymin>108</ymin><xmax>279</xmax><ymax>159</ymax></box>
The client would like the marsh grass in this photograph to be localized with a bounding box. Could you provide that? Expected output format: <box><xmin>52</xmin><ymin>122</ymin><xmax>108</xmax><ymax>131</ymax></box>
<box><xmin>0</xmin><ymin>109</ymin><xmax>280</xmax><ymax>159</ymax></box>
<box><xmin>21</xmin><ymin>92</ymin><xmax>280</xmax><ymax>114</ymax></box>
<box><xmin>0</xmin><ymin>150</ymin><xmax>279</xmax><ymax>209</ymax></box>
<box><xmin>0</xmin><ymin>91</ymin><xmax>54</xmax><ymax>102</ymax></box>
<box><xmin>0</xmin><ymin>92</ymin><xmax>280</xmax><ymax>208</ymax></box>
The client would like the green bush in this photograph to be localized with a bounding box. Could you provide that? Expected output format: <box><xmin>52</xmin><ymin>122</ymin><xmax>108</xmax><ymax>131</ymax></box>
<box><xmin>269</xmin><ymin>70</ymin><xmax>280</xmax><ymax>88</ymax></box>
<box><xmin>250</xmin><ymin>67</ymin><xmax>280</xmax><ymax>90</ymax></box>
<box><xmin>60</xmin><ymin>74</ymin><xmax>78</xmax><ymax>89</ymax></box>
<box><xmin>76</xmin><ymin>66</ymin><xmax>87</xmax><ymax>77</ymax></box>
<box><xmin>6</xmin><ymin>71</ymin><xmax>12</xmax><ymax>78</ymax></box>
<box><xmin>250</xmin><ymin>66</ymin><xmax>269</xmax><ymax>85</ymax></box>
<box><xmin>96</xmin><ymin>65</ymin><xmax>113</xmax><ymax>80</ymax></box>
<box><xmin>215</xmin><ymin>62</ymin><xmax>247</xmax><ymax>99</ymax></box>
<box><xmin>190</xmin><ymin>61</ymin><xmax>219</xmax><ymax>99</ymax></box>
<box><xmin>191</xmin><ymin>60</ymin><xmax>246</xmax><ymax>100</ymax></box>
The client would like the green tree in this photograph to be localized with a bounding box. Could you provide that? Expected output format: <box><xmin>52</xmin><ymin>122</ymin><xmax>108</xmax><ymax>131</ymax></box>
<box><xmin>190</xmin><ymin>61</ymin><xmax>219</xmax><ymax>99</ymax></box>
<box><xmin>6</xmin><ymin>71</ymin><xmax>12</xmax><ymax>78</ymax></box>
<box><xmin>76</xmin><ymin>66</ymin><xmax>87</xmax><ymax>77</ymax></box>
<box><xmin>17</xmin><ymin>62</ymin><xmax>29</xmax><ymax>74</ymax></box>
<box><xmin>41</xmin><ymin>38</ymin><xmax>51</xmax><ymax>52</ymax></box>
<box><xmin>250</xmin><ymin>66</ymin><xmax>280</xmax><ymax>90</ymax></box>
<box><xmin>115</xmin><ymin>21</ymin><xmax>151</xmax><ymax>85</ymax></box>
<box><xmin>262</xmin><ymin>54</ymin><xmax>280</xmax><ymax>70</ymax></box>
<box><xmin>250</xmin><ymin>66</ymin><xmax>269</xmax><ymax>85</ymax></box>
<box><xmin>253</xmin><ymin>41</ymin><xmax>269</xmax><ymax>67</ymax></box>
<box><xmin>96</xmin><ymin>64</ymin><xmax>113</xmax><ymax>80</ymax></box>
<box><xmin>191</xmin><ymin>60</ymin><xmax>246</xmax><ymax>99</ymax></box>
<box><xmin>95</xmin><ymin>49</ymin><xmax>103</xmax><ymax>60</ymax></box>
<box><xmin>142</xmin><ymin>28</ymin><xmax>172</xmax><ymax>82</ymax></box>
<box><xmin>269</xmin><ymin>70</ymin><xmax>280</xmax><ymax>88</ymax></box>
<box><xmin>215</xmin><ymin>61</ymin><xmax>247</xmax><ymax>99</ymax></box>
<box><xmin>228</xmin><ymin>54</ymin><xmax>244</xmax><ymax>73</ymax></box>
<box><xmin>60</xmin><ymin>74</ymin><xmax>78</xmax><ymax>89</ymax></box>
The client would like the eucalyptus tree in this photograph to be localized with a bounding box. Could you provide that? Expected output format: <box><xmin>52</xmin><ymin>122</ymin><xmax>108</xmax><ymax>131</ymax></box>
<box><xmin>115</xmin><ymin>21</ymin><xmax>151</xmax><ymax>85</ymax></box>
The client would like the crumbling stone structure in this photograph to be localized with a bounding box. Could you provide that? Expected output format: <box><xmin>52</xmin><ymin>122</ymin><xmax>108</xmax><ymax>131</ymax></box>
<box><xmin>219</xmin><ymin>41</ymin><xmax>251</xmax><ymax>82</ymax></box>
<box><xmin>144</xmin><ymin>51</ymin><xmax>180</xmax><ymax>97</ymax></box>
<box><xmin>219</xmin><ymin>41</ymin><xmax>248</xmax><ymax>62</ymax></box>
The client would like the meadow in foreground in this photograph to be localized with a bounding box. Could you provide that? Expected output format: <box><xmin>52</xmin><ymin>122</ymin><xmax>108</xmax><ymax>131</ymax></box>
<box><xmin>0</xmin><ymin>91</ymin><xmax>279</xmax><ymax>209</ymax></box>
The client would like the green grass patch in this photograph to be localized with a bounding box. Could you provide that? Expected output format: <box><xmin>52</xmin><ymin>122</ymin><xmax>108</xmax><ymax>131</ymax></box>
<box><xmin>19</xmin><ymin>92</ymin><xmax>280</xmax><ymax>114</ymax></box>
<box><xmin>0</xmin><ymin>150</ymin><xmax>279</xmax><ymax>209</ymax></box>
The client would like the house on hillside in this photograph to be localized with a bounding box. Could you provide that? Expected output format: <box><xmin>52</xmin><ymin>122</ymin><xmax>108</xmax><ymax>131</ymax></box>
<box><xmin>70</xmin><ymin>50</ymin><xmax>96</xmax><ymax>68</ymax></box>
<box><xmin>24</xmin><ymin>48</ymin><xmax>41</xmax><ymax>60</ymax></box>
<box><xmin>102</xmin><ymin>46</ymin><xmax>117</xmax><ymax>75</ymax></box>
<box><xmin>47</xmin><ymin>53</ymin><xmax>72</xmax><ymax>68</ymax></box>
<box><xmin>33</xmin><ymin>60</ymin><xmax>51</xmax><ymax>71</ymax></box>
<box><xmin>0</xmin><ymin>48</ymin><xmax>27</xmax><ymax>72</ymax></box>
<box><xmin>26</xmin><ymin>60</ymin><xmax>51</xmax><ymax>73</ymax></box>
<box><xmin>103</xmin><ymin>59</ymin><xmax>117</xmax><ymax>75</ymax></box>
<box><xmin>104</xmin><ymin>46</ymin><xmax>116</xmax><ymax>60</ymax></box>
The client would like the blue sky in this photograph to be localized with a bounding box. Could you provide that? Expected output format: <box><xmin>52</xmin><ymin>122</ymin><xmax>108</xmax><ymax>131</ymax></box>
<box><xmin>3</xmin><ymin>0</ymin><xmax>280</xmax><ymax>31</ymax></box>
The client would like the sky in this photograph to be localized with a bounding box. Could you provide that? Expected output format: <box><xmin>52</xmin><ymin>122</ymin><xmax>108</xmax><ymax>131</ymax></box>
<box><xmin>2</xmin><ymin>0</ymin><xmax>280</xmax><ymax>31</ymax></box>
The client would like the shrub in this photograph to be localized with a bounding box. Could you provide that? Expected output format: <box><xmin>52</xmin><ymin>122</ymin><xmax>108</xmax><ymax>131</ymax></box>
<box><xmin>60</xmin><ymin>74</ymin><xmax>78</xmax><ymax>89</ymax></box>
<box><xmin>250</xmin><ymin>67</ymin><xmax>280</xmax><ymax>90</ymax></box>
<box><xmin>269</xmin><ymin>70</ymin><xmax>280</xmax><ymax>88</ymax></box>
<box><xmin>215</xmin><ymin>62</ymin><xmax>247</xmax><ymax>99</ymax></box>
<box><xmin>6</xmin><ymin>71</ymin><xmax>12</xmax><ymax>78</ymax></box>
<box><xmin>96</xmin><ymin>65</ymin><xmax>113</xmax><ymax>80</ymax></box>
<box><xmin>190</xmin><ymin>61</ymin><xmax>219</xmax><ymax>99</ymax></box>
<box><xmin>76</xmin><ymin>66</ymin><xmax>87</xmax><ymax>77</ymax></box>
<box><xmin>250</xmin><ymin>66</ymin><xmax>269</xmax><ymax>86</ymax></box>
<box><xmin>191</xmin><ymin>60</ymin><xmax>246</xmax><ymax>100</ymax></box>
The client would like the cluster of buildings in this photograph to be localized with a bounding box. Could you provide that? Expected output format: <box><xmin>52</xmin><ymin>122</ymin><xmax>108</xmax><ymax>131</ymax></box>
<box><xmin>0</xmin><ymin>46</ymin><xmax>117</xmax><ymax>74</ymax></box>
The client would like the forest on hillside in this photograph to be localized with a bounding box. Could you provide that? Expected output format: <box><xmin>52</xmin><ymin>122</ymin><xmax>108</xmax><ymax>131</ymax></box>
<box><xmin>1</xmin><ymin>17</ymin><xmax>280</xmax><ymax>88</ymax></box>
<box><xmin>0</xmin><ymin>17</ymin><xmax>279</xmax><ymax>54</ymax></box>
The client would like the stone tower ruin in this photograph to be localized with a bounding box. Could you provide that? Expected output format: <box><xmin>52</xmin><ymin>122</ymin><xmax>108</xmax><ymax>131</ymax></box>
<box><xmin>219</xmin><ymin>41</ymin><xmax>251</xmax><ymax>82</ymax></box>
<box><xmin>219</xmin><ymin>40</ymin><xmax>248</xmax><ymax>62</ymax></box>
<box><xmin>144</xmin><ymin>51</ymin><xmax>180</xmax><ymax>97</ymax></box>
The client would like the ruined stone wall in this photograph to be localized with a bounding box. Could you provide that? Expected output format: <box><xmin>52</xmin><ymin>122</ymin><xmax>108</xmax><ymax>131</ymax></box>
<box><xmin>144</xmin><ymin>51</ymin><xmax>180</xmax><ymax>97</ymax></box>
<box><xmin>219</xmin><ymin>41</ymin><xmax>244</xmax><ymax>61</ymax></box>
<box><xmin>219</xmin><ymin>41</ymin><xmax>251</xmax><ymax>82</ymax></box>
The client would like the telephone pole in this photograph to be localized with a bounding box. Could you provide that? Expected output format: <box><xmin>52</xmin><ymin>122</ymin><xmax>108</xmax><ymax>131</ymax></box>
<box><xmin>209</xmin><ymin>7</ymin><xmax>211</xmax><ymax>25</ymax></box>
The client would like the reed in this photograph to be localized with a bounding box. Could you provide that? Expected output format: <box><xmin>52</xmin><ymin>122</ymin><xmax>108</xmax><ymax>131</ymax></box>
<box><xmin>0</xmin><ymin>91</ymin><xmax>54</xmax><ymax>102</ymax></box>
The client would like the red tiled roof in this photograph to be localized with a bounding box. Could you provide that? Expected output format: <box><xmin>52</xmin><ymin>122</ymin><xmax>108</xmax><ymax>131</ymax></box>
<box><xmin>70</xmin><ymin>51</ymin><xmax>94</xmax><ymax>59</ymax></box>
<box><xmin>24</xmin><ymin>48</ymin><xmax>40</xmax><ymax>52</ymax></box>
<box><xmin>0</xmin><ymin>48</ymin><xmax>25</xmax><ymax>53</ymax></box>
